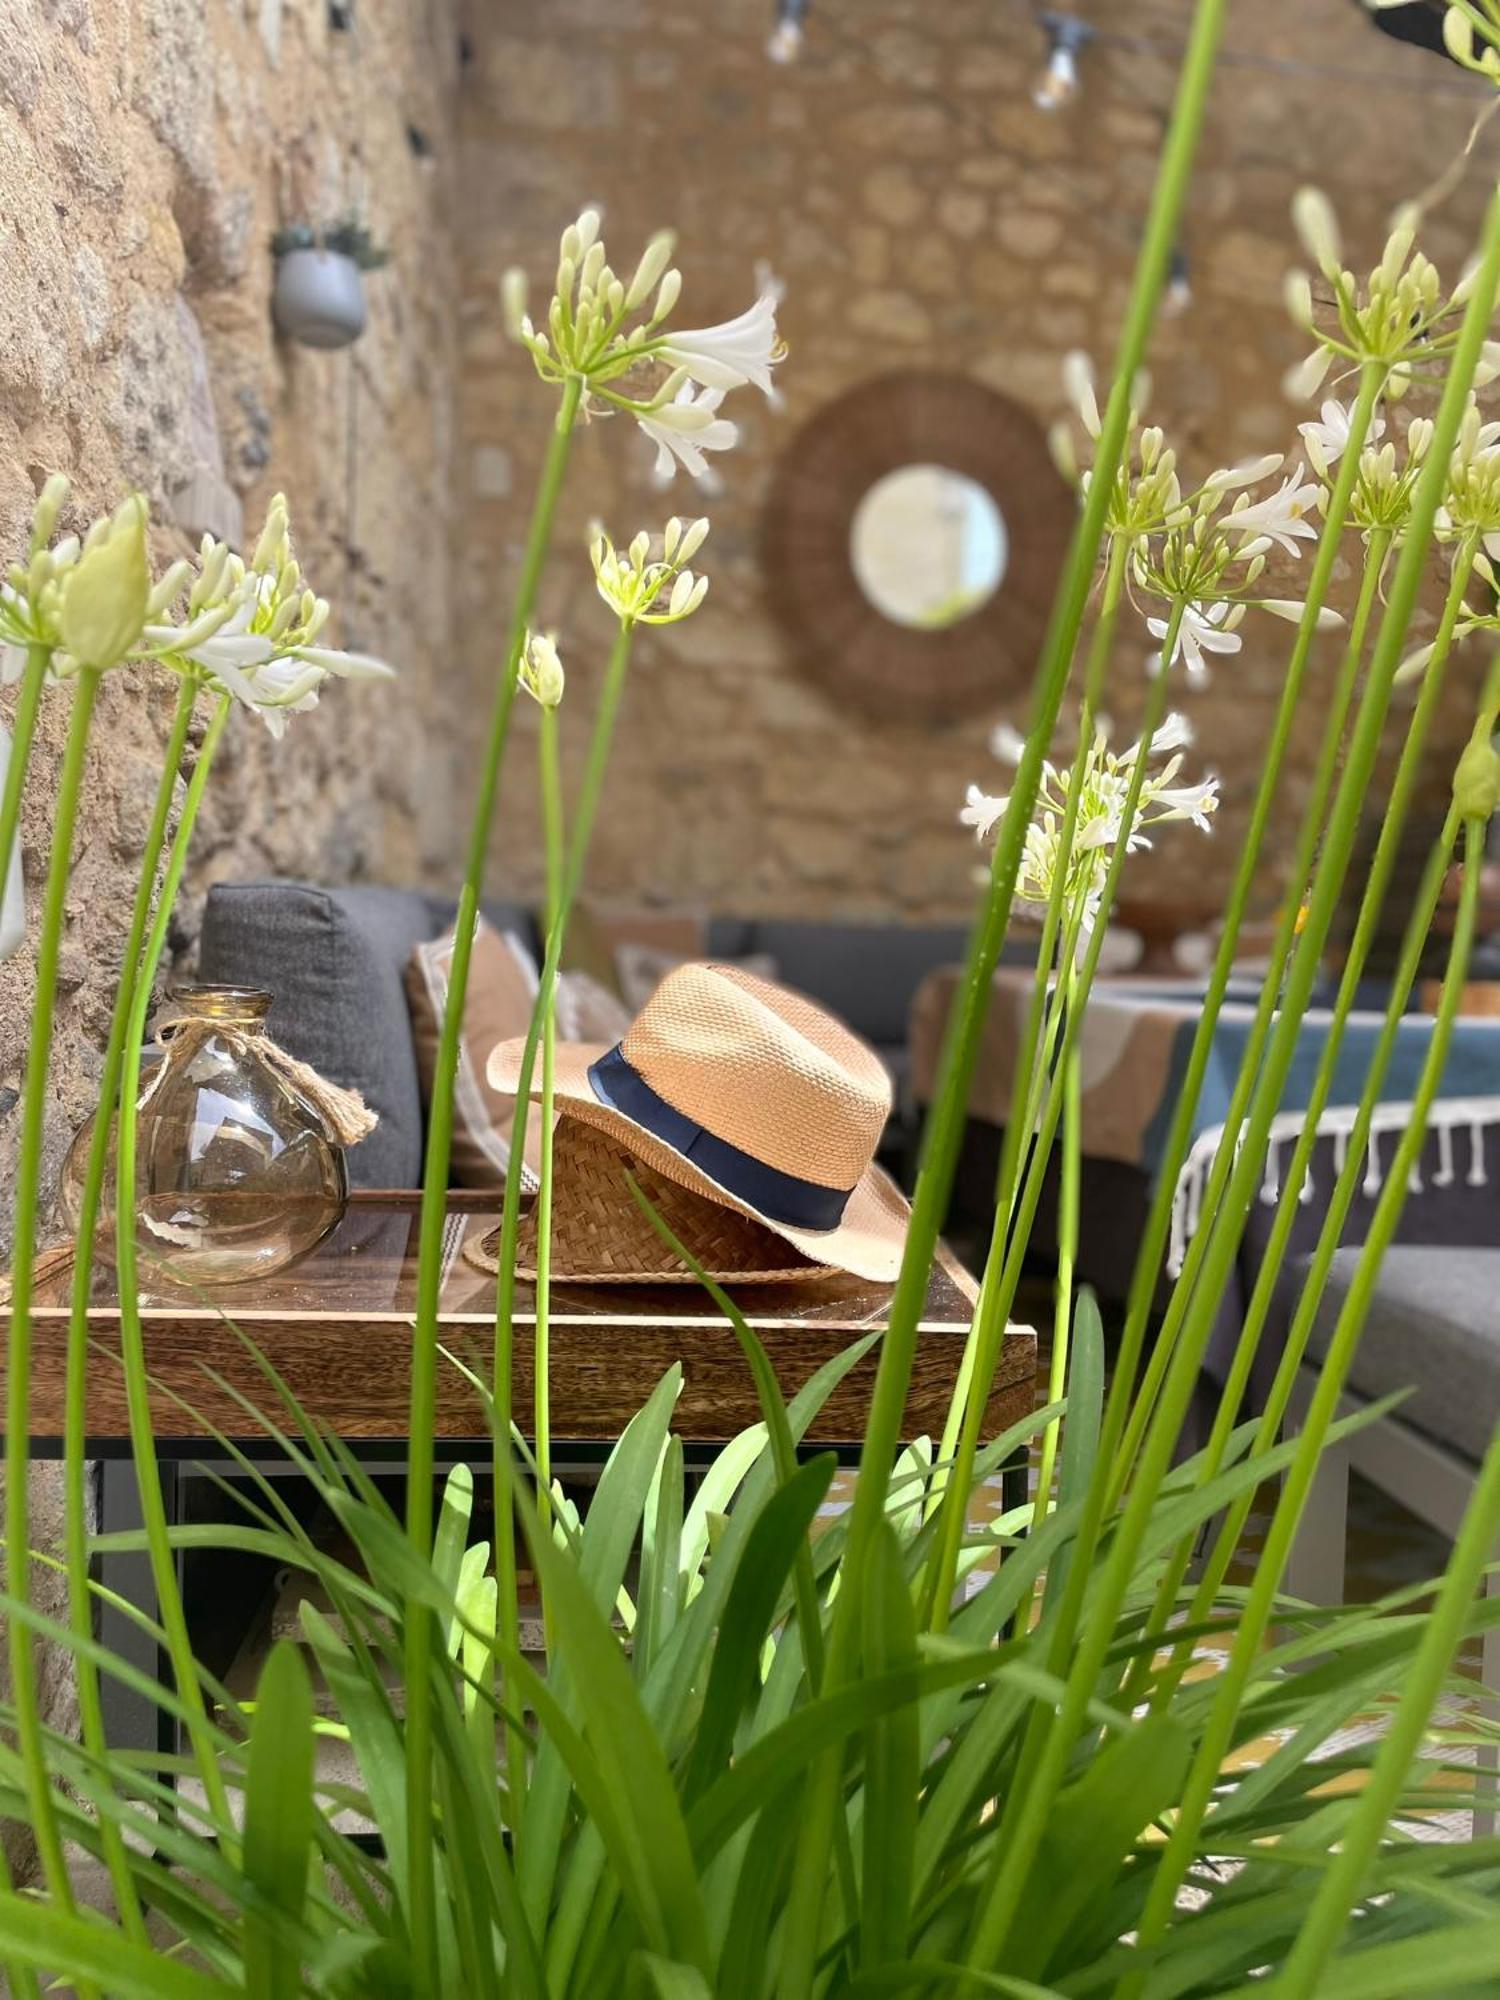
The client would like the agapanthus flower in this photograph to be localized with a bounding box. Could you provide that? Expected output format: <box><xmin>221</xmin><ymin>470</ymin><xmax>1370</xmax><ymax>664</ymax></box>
<box><xmin>1147</xmin><ymin>601</ymin><xmax>1245</xmax><ymax>685</ymax></box>
<box><xmin>659</xmin><ymin>278</ymin><xmax>782</xmax><ymax>395</ymax></box>
<box><xmin>1283</xmin><ymin>188</ymin><xmax>1496</xmax><ymax>398</ymax></box>
<box><xmin>1222</xmin><ymin>464</ymin><xmax>1320</xmax><ymax>558</ymax></box>
<box><xmin>519</xmin><ymin>629</ymin><xmax>565</xmax><ymax>709</ymax></box>
<box><xmin>0</xmin><ymin>479</ymin><xmax>152</xmax><ymax>682</ymax></box>
<box><xmin>637</xmin><ymin>383</ymin><xmax>739</xmax><ymax>482</ymax></box>
<box><xmin>142</xmin><ymin>494</ymin><xmax>394</xmax><ymax>733</ymax></box>
<box><xmin>1298</xmin><ymin>398</ymin><xmax>1385</xmax><ymax>480</ymax></box>
<box><xmin>962</xmin><ymin>713</ymin><xmax>1219</xmax><ymax>931</ymax></box>
<box><xmin>1435</xmin><ymin>400</ymin><xmax>1500</xmax><ymax>555</ymax></box>
<box><xmin>503</xmin><ymin>208</ymin><xmax>782</xmax><ymax>482</ymax></box>
<box><xmin>591</xmin><ymin>516</ymin><xmax>710</xmax><ymax>626</ymax></box>
<box><xmin>1054</xmin><ymin>352</ymin><xmax>1184</xmax><ymax>544</ymax></box>
<box><xmin>1130</xmin><ymin>449</ymin><xmax>1341</xmax><ymax>677</ymax></box>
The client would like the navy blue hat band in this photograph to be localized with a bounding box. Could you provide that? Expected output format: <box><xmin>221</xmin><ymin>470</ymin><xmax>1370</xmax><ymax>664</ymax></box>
<box><xmin>586</xmin><ymin>1043</ymin><xmax>852</xmax><ymax>1233</ymax></box>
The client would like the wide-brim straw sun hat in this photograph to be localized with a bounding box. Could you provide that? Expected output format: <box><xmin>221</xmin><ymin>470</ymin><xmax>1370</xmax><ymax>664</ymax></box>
<box><xmin>486</xmin><ymin>961</ymin><xmax>911</xmax><ymax>1284</ymax></box>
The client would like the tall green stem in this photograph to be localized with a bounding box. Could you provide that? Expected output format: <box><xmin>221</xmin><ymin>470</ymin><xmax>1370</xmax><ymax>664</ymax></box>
<box><xmin>533</xmin><ymin>703</ymin><xmax>565</xmax><ymax>1538</ymax></box>
<box><xmin>1034</xmin><ymin>1008</ymin><xmax>1081</xmax><ymax>1535</ymax></box>
<box><xmin>0</xmin><ymin>648</ymin><xmax>48</xmax><ymax>938</ymax></box>
<box><xmin>1273</xmin><ymin>1100</ymin><xmax>1500</xmax><ymax>1989</ymax></box>
<box><xmin>4</xmin><ymin>658</ymin><xmax>99</xmax><ymax>1939</ymax></box>
<box><xmin>1151</xmin><ymin>802</ymin><xmax>1458</xmax><ymax>1710</ymax></box>
<box><xmin>971</xmin><ymin>185</ymin><xmax>1500</xmax><ymax>1976</ymax></box>
<box><xmin>927</xmin><ymin>633</ymin><xmax>1178</xmax><ymax>1631</ymax></box>
<box><xmin>1113</xmin><ymin>186</ymin><xmax>1500</xmax><ymax>1988</ymax></box>
<box><xmin>113</xmin><ymin>691</ymin><xmax>232</xmax><ymax>1830</ymax></box>
<box><xmin>928</xmin><ymin>535</ymin><xmax>1127</xmax><ymax>1519</ymax></box>
<box><xmin>1124</xmin><ymin>808</ymin><xmax>1489</xmax><ymax>1993</ymax></box>
<box><xmin>500</xmin><ymin>619</ymin><xmax>637</xmax><ymax>1891</ymax></box>
<box><xmin>63</xmin><ymin>672</ymin><xmax>198</xmax><ymax>1943</ymax></box>
<box><xmin>777</xmin><ymin>2</ymin><xmax>1228</xmax><ymax>1971</ymax></box>
<box><xmin>402</xmin><ymin>372</ymin><xmax>581</xmax><ymax>1983</ymax></box>
<box><xmin>1125</xmin><ymin>534</ymin><xmax>1473</xmax><ymax>1705</ymax></box>
<box><xmin>1098</xmin><ymin>364</ymin><xmax>1387</xmax><ymax>1481</ymax></box>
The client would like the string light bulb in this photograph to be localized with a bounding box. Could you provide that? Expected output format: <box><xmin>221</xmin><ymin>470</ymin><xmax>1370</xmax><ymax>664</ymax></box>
<box><xmin>767</xmin><ymin>0</ymin><xmax>809</xmax><ymax>64</ymax></box>
<box><xmin>1164</xmin><ymin>246</ymin><xmax>1192</xmax><ymax>315</ymax></box>
<box><xmin>1033</xmin><ymin>12</ymin><xmax>1094</xmax><ymax>110</ymax></box>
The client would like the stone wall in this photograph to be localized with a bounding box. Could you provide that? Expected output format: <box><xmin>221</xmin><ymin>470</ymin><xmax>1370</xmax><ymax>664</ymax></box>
<box><xmin>0</xmin><ymin>0</ymin><xmax>466</xmax><ymax>1245</ymax></box>
<box><xmin>455</xmin><ymin>0</ymin><xmax>1499</xmax><ymax>929</ymax></box>
<box><xmin>0</xmin><ymin>0</ymin><xmax>465</xmax><ymax>1880</ymax></box>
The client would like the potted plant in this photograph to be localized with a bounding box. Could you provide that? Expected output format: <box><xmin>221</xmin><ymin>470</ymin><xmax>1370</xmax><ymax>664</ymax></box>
<box><xmin>270</xmin><ymin>215</ymin><xmax>391</xmax><ymax>349</ymax></box>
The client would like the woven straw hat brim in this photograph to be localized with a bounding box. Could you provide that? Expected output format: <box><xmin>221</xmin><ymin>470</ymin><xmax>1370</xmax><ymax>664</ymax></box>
<box><xmin>487</xmin><ymin>1036</ymin><xmax>909</xmax><ymax>1283</ymax></box>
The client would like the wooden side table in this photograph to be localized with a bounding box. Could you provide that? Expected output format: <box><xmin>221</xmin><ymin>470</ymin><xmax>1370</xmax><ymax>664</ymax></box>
<box><xmin>5</xmin><ymin>1193</ymin><xmax>1037</xmax><ymax>1753</ymax></box>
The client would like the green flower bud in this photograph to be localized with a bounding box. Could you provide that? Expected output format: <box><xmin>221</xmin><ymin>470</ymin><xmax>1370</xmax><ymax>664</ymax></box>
<box><xmin>1454</xmin><ymin>734</ymin><xmax>1500</xmax><ymax>821</ymax></box>
<box><xmin>58</xmin><ymin>495</ymin><xmax>149</xmax><ymax>670</ymax></box>
<box><xmin>29</xmin><ymin>473</ymin><xmax>71</xmax><ymax>555</ymax></box>
<box><xmin>501</xmin><ymin>267</ymin><xmax>528</xmax><ymax>339</ymax></box>
<box><xmin>625</xmin><ymin>231</ymin><xmax>675</xmax><ymax>312</ymax></box>
<box><xmin>519</xmin><ymin>628</ymin><xmax>564</xmax><ymax>709</ymax></box>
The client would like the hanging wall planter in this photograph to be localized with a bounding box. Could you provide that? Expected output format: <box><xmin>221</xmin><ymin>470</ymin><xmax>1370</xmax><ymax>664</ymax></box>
<box><xmin>270</xmin><ymin>219</ymin><xmax>391</xmax><ymax>350</ymax></box>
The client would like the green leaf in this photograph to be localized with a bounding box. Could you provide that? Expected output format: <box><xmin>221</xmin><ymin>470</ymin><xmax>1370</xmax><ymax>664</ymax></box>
<box><xmin>0</xmin><ymin>1890</ymin><xmax>226</xmax><ymax>1998</ymax></box>
<box><xmin>519</xmin><ymin>1364</ymin><xmax>684</xmax><ymax>1926</ymax></box>
<box><xmin>433</xmin><ymin>1462</ymin><xmax>475</xmax><ymax>1599</ymax></box>
<box><xmin>681</xmin><ymin>1453</ymin><xmax>835</xmax><ymax>1803</ymax></box>
<box><xmin>242</xmin><ymin>1640</ymin><xmax>317</xmax><ymax>1998</ymax></box>
<box><xmin>1216</xmin><ymin>1916</ymin><xmax>1500</xmax><ymax>1999</ymax></box>
<box><xmin>1011</xmin><ymin>1712</ymin><xmax>1191</xmax><ymax>1980</ymax></box>
<box><xmin>860</xmin><ymin>1521</ymin><xmax>919</xmax><ymax>1968</ymax></box>
<box><xmin>299</xmin><ymin>1603</ymin><xmax>411</xmax><ymax>1885</ymax></box>
<box><xmin>516</xmin><ymin>1483</ymin><xmax>714</xmax><ymax>1975</ymax></box>
<box><xmin>638</xmin><ymin>1435</ymin><xmax>685</xmax><ymax>1678</ymax></box>
<box><xmin>628</xmin><ymin>1951</ymin><xmax>717</xmax><ymax>2000</ymax></box>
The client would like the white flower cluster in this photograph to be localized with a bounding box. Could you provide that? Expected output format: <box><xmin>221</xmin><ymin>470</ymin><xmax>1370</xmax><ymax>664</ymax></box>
<box><xmin>504</xmin><ymin>208</ymin><xmax>782</xmax><ymax>482</ymax></box>
<box><xmin>1</xmin><ymin>481</ymin><xmax>152</xmax><ymax>683</ymax></box>
<box><xmin>143</xmin><ymin>496</ymin><xmax>394</xmax><ymax>739</ymax></box>
<box><xmin>1</xmin><ymin>479</ymin><xmax>393</xmax><ymax>739</ymax></box>
<box><xmin>1058</xmin><ymin>354</ymin><xmax>1337</xmax><ymax>684</ymax></box>
<box><xmin>590</xmin><ymin>516</ymin><xmax>711</xmax><ymax>626</ymax></box>
<box><xmin>960</xmin><ymin>713</ymin><xmax>1219</xmax><ymax>932</ymax></box>
<box><xmin>1283</xmin><ymin>188</ymin><xmax>1498</xmax><ymax>400</ymax></box>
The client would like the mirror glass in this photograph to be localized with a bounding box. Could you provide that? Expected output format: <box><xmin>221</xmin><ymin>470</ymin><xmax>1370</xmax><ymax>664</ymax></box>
<box><xmin>850</xmin><ymin>463</ymin><xmax>1008</xmax><ymax>630</ymax></box>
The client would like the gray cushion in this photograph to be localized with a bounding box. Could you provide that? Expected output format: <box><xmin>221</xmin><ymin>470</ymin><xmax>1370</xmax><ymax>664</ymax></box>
<box><xmin>1307</xmin><ymin>1246</ymin><xmax>1500</xmax><ymax>1467</ymax></box>
<box><xmin>199</xmin><ymin>882</ymin><xmax>439</xmax><ymax>1188</ymax></box>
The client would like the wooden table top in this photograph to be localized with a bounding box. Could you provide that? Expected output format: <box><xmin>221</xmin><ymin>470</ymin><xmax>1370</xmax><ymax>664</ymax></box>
<box><xmin>8</xmin><ymin>1194</ymin><xmax>1036</xmax><ymax>1454</ymax></box>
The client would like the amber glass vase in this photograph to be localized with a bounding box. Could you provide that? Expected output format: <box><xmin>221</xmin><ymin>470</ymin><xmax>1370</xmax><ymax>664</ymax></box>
<box><xmin>61</xmin><ymin>984</ymin><xmax>348</xmax><ymax>1287</ymax></box>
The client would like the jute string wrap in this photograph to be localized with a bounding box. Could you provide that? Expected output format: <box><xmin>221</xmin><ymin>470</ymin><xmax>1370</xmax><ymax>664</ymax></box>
<box><xmin>142</xmin><ymin>1012</ymin><xmax>379</xmax><ymax>1147</ymax></box>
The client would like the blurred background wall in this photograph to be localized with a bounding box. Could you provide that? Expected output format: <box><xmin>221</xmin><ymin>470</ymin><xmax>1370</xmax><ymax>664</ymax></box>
<box><xmin>0</xmin><ymin>0</ymin><xmax>463</xmax><ymax>1238</ymax></box>
<box><xmin>456</xmin><ymin>0</ymin><xmax>1499</xmax><ymax>927</ymax></box>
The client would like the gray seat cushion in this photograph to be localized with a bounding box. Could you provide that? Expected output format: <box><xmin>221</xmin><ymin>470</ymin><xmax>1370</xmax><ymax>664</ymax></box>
<box><xmin>1307</xmin><ymin>1246</ymin><xmax>1500</xmax><ymax>1467</ymax></box>
<box><xmin>199</xmin><ymin>882</ymin><xmax>545</xmax><ymax>1189</ymax></box>
<box><xmin>199</xmin><ymin>883</ymin><xmax>440</xmax><ymax>1188</ymax></box>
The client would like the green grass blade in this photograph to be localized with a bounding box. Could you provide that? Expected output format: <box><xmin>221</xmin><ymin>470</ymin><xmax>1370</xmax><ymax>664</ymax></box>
<box><xmin>860</xmin><ymin>1521</ymin><xmax>920</xmax><ymax>1968</ymax></box>
<box><xmin>242</xmin><ymin>1640</ymin><xmax>317</xmax><ymax>1999</ymax></box>
<box><xmin>516</xmin><ymin>1484</ymin><xmax>714</xmax><ymax>1976</ymax></box>
<box><xmin>628</xmin><ymin>1953</ymin><xmax>716</xmax><ymax>2000</ymax></box>
<box><xmin>638</xmin><ymin>1435</ymin><xmax>685</xmax><ymax>1678</ymax></box>
<box><xmin>1010</xmin><ymin>1714</ymin><xmax>1190</xmax><ymax>1981</ymax></box>
<box><xmin>681</xmin><ymin>1453</ymin><xmax>835</xmax><ymax>1804</ymax></box>
<box><xmin>0</xmin><ymin>1892</ymin><xmax>228</xmax><ymax>1999</ymax></box>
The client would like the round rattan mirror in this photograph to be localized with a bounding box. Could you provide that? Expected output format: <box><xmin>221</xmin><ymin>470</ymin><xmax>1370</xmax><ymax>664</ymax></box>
<box><xmin>762</xmin><ymin>372</ymin><xmax>1074</xmax><ymax>726</ymax></box>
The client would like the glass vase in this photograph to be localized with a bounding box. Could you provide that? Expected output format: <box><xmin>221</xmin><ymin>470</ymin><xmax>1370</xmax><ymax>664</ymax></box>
<box><xmin>60</xmin><ymin>984</ymin><xmax>348</xmax><ymax>1287</ymax></box>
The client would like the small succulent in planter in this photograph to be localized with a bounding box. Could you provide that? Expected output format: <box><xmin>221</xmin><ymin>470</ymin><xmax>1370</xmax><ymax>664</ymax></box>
<box><xmin>270</xmin><ymin>216</ymin><xmax>392</xmax><ymax>350</ymax></box>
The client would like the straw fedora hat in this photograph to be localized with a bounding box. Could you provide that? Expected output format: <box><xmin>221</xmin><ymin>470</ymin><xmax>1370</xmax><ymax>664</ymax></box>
<box><xmin>485</xmin><ymin>961</ymin><xmax>910</xmax><ymax>1284</ymax></box>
